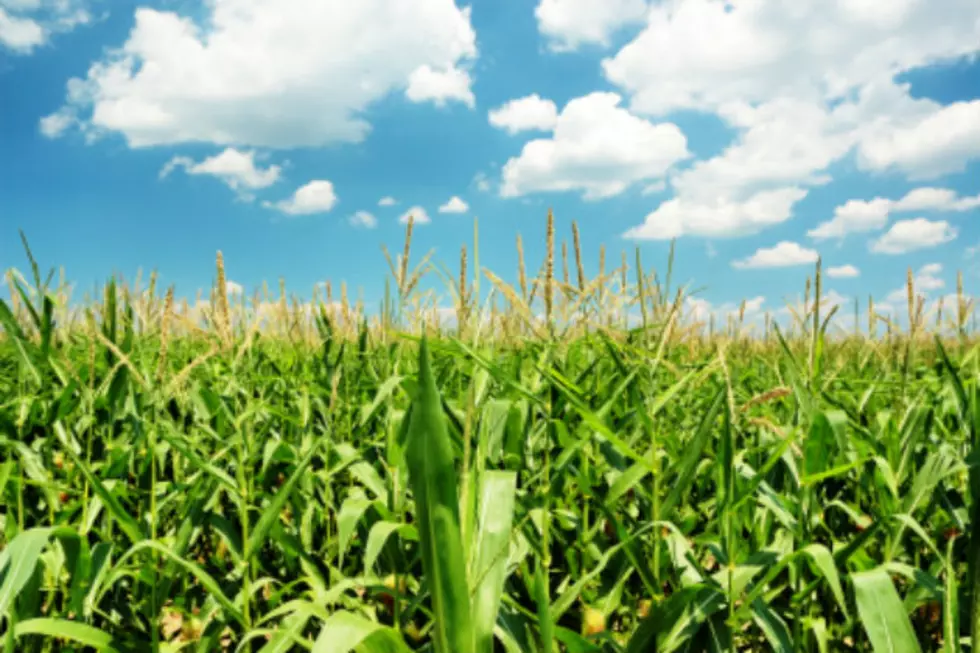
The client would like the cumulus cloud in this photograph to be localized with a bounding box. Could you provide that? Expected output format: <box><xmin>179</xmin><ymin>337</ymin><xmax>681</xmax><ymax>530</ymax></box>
<box><xmin>623</xmin><ymin>93</ymin><xmax>862</xmax><ymax>240</ymax></box>
<box><xmin>858</xmin><ymin>100</ymin><xmax>980</xmax><ymax>179</ymax></box>
<box><xmin>438</xmin><ymin>196</ymin><xmax>468</xmax><ymax>213</ymax></box>
<box><xmin>672</xmin><ymin>99</ymin><xmax>855</xmax><ymax>201</ymax></box>
<box><xmin>808</xmin><ymin>197</ymin><xmax>892</xmax><ymax>240</ymax></box>
<box><xmin>602</xmin><ymin>0</ymin><xmax>980</xmax><ymax>117</ymax></box>
<box><xmin>0</xmin><ymin>8</ymin><xmax>44</xmax><ymax>51</ymax></box>
<box><xmin>891</xmin><ymin>187</ymin><xmax>980</xmax><ymax>212</ymax></box>
<box><xmin>378</xmin><ymin>196</ymin><xmax>397</xmax><ymax>207</ymax></box>
<box><xmin>892</xmin><ymin>187</ymin><xmax>959</xmax><ymax>212</ymax></box>
<box><xmin>349</xmin><ymin>211</ymin><xmax>377</xmax><ymax>228</ymax></box>
<box><xmin>160</xmin><ymin>148</ymin><xmax>281</xmax><ymax>195</ymax></box>
<box><xmin>399</xmin><ymin>206</ymin><xmax>430</xmax><ymax>224</ymax></box>
<box><xmin>41</xmin><ymin>1</ymin><xmax>477</xmax><ymax>148</ymax></box>
<box><xmin>535</xmin><ymin>0</ymin><xmax>648</xmax><ymax>51</ymax></box>
<box><xmin>870</xmin><ymin>218</ymin><xmax>958</xmax><ymax>254</ymax></box>
<box><xmin>732</xmin><ymin>241</ymin><xmax>819</xmax><ymax>269</ymax></box>
<box><xmin>1</xmin><ymin>1</ymin><xmax>90</xmax><ymax>54</ymax></box>
<box><xmin>263</xmin><ymin>180</ymin><xmax>337</xmax><ymax>216</ymax></box>
<box><xmin>488</xmin><ymin>94</ymin><xmax>559</xmax><ymax>134</ymax></box>
<box><xmin>500</xmin><ymin>92</ymin><xmax>689</xmax><ymax>200</ymax></box>
<box><xmin>809</xmin><ymin>186</ymin><xmax>980</xmax><ymax>240</ymax></box>
<box><xmin>625</xmin><ymin>187</ymin><xmax>806</xmax><ymax>240</ymax></box>
<box><xmin>599</xmin><ymin>0</ymin><xmax>980</xmax><ymax>239</ymax></box>
<box><xmin>826</xmin><ymin>264</ymin><xmax>860</xmax><ymax>279</ymax></box>
<box><xmin>38</xmin><ymin>108</ymin><xmax>76</xmax><ymax>138</ymax></box>
<box><xmin>405</xmin><ymin>64</ymin><xmax>475</xmax><ymax>108</ymax></box>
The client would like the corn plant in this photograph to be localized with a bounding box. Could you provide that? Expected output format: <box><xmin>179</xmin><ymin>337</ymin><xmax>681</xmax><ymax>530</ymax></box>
<box><xmin>0</xmin><ymin>231</ymin><xmax>978</xmax><ymax>652</ymax></box>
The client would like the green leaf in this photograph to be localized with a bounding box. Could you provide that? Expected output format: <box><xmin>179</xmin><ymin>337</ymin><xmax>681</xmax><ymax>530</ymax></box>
<box><xmin>751</xmin><ymin>599</ymin><xmax>793</xmax><ymax>653</ymax></box>
<box><xmin>944</xmin><ymin>535</ymin><xmax>961</xmax><ymax>653</ymax></box>
<box><xmin>801</xmin><ymin>544</ymin><xmax>848</xmax><ymax>618</ymax></box>
<box><xmin>363</xmin><ymin>521</ymin><xmax>417</xmax><ymax>575</ymax></box>
<box><xmin>471</xmin><ymin>471</ymin><xmax>517</xmax><ymax>653</ymax></box>
<box><xmin>12</xmin><ymin>618</ymin><xmax>120</xmax><ymax>651</ymax></box>
<box><xmin>337</xmin><ymin>494</ymin><xmax>374</xmax><ymax>570</ymax></box>
<box><xmin>311</xmin><ymin>611</ymin><xmax>411</xmax><ymax>653</ymax></box>
<box><xmin>661</xmin><ymin>389</ymin><xmax>726</xmax><ymax>518</ymax></box>
<box><xmin>852</xmin><ymin>567</ymin><xmax>922</xmax><ymax>653</ymax></box>
<box><xmin>246</xmin><ymin>439</ymin><xmax>323</xmax><ymax>559</ymax></box>
<box><xmin>0</xmin><ymin>528</ymin><xmax>52</xmax><ymax>618</ymax></box>
<box><xmin>803</xmin><ymin>411</ymin><xmax>844</xmax><ymax>479</ymax></box>
<box><xmin>0</xmin><ymin>299</ymin><xmax>42</xmax><ymax>385</ymax></box>
<box><xmin>403</xmin><ymin>336</ymin><xmax>473</xmax><ymax>653</ymax></box>
<box><xmin>53</xmin><ymin>422</ymin><xmax>144</xmax><ymax>544</ymax></box>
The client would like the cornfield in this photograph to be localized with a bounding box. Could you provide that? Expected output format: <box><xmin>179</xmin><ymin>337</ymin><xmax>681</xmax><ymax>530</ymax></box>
<box><xmin>1</xmin><ymin>215</ymin><xmax>978</xmax><ymax>652</ymax></box>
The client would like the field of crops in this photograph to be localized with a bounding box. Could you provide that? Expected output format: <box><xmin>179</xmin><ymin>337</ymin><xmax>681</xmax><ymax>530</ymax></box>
<box><xmin>1</xmin><ymin>217</ymin><xmax>979</xmax><ymax>652</ymax></box>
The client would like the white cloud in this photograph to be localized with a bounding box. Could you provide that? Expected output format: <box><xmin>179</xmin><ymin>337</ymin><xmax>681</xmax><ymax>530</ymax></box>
<box><xmin>438</xmin><ymin>196</ymin><xmax>468</xmax><ymax>213</ymax></box>
<box><xmin>870</xmin><ymin>218</ymin><xmax>957</xmax><ymax>254</ymax></box>
<box><xmin>602</xmin><ymin>0</ymin><xmax>980</xmax><ymax>117</ymax></box>
<box><xmin>1</xmin><ymin>1</ymin><xmax>90</xmax><ymax>54</ymax></box>
<box><xmin>160</xmin><ymin>148</ymin><xmax>281</xmax><ymax>195</ymax></box>
<box><xmin>399</xmin><ymin>205</ymin><xmax>430</xmax><ymax>224</ymax></box>
<box><xmin>827</xmin><ymin>264</ymin><xmax>860</xmax><ymax>279</ymax></box>
<box><xmin>673</xmin><ymin>99</ymin><xmax>855</xmax><ymax>201</ymax></box>
<box><xmin>743</xmin><ymin>295</ymin><xmax>766</xmax><ymax>314</ymax></box>
<box><xmin>857</xmin><ymin>100</ymin><xmax>980</xmax><ymax>179</ymax></box>
<box><xmin>38</xmin><ymin>108</ymin><xmax>75</xmax><ymax>138</ymax></box>
<box><xmin>732</xmin><ymin>241</ymin><xmax>819</xmax><ymax>269</ymax></box>
<box><xmin>893</xmin><ymin>187</ymin><xmax>980</xmax><ymax>212</ymax></box>
<box><xmin>625</xmin><ymin>187</ymin><xmax>806</xmax><ymax>240</ymax></box>
<box><xmin>809</xmin><ymin>186</ymin><xmax>980</xmax><ymax>240</ymax></box>
<box><xmin>488</xmin><ymin>94</ymin><xmax>559</xmax><ymax>134</ymax></box>
<box><xmin>349</xmin><ymin>210</ymin><xmax>377</xmax><ymax>228</ymax></box>
<box><xmin>629</xmin><ymin>97</ymin><xmax>855</xmax><ymax>240</ymax></box>
<box><xmin>535</xmin><ymin>0</ymin><xmax>648</xmax><ymax>51</ymax></box>
<box><xmin>263</xmin><ymin>180</ymin><xmax>337</xmax><ymax>216</ymax></box>
<box><xmin>891</xmin><ymin>187</ymin><xmax>959</xmax><ymax>212</ymax></box>
<box><xmin>226</xmin><ymin>280</ymin><xmax>244</xmax><ymax>296</ymax></box>
<box><xmin>0</xmin><ymin>8</ymin><xmax>43</xmax><ymax>51</ymax></box>
<box><xmin>601</xmin><ymin>1</ymin><xmax>980</xmax><ymax>239</ymax></box>
<box><xmin>808</xmin><ymin>197</ymin><xmax>892</xmax><ymax>240</ymax></box>
<box><xmin>43</xmin><ymin>1</ymin><xmax>477</xmax><ymax>148</ymax></box>
<box><xmin>500</xmin><ymin>91</ymin><xmax>689</xmax><ymax>200</ymax></box>
<box><xmin>378</xmin><ymin>196</ymin><xmax>397</xmax><ymax>207</ymax></box>
<box><xmin>405</xmin><ymin>63</ymin><xmax>475</xmax><ymax>108</ymax></box>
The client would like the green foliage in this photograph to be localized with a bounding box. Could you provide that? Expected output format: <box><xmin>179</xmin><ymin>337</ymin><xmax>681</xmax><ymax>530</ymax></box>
<box><xmin>0</xmin><ymin>255</ymin><xmax>978</xmax><ymax>652</ymax></box>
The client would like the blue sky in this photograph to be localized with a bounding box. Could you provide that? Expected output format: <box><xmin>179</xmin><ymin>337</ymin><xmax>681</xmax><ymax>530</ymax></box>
<box><xmin>1</xmin><ymin>0</ymin><xmax>979</xmax><ymax>326</ymax></box>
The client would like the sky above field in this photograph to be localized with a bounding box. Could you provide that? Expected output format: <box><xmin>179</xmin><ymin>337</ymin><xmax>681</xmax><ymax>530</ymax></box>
<box><xmin>1</xmin><ymin>0</ymin><xmax>979</xmax><ymax>326</ymax></box>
